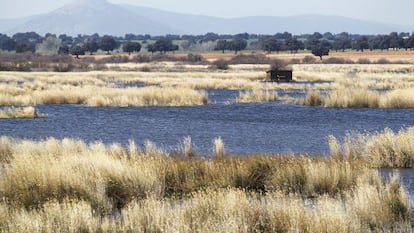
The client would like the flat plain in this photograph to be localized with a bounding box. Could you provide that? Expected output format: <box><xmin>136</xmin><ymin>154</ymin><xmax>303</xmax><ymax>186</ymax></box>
<box><xmin>1</xmin><ymin>50</ymin><xmax>414</xmax><ymax>232</ymax></box>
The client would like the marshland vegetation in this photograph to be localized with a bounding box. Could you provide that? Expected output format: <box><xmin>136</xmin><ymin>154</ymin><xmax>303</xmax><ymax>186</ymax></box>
<box><xmin>0</xmin><ymin>135</ymin><xmax>411</xmax><ymax>232</ymax></box>
<box><xmin>1</xmin><ymin>52</ymin><xmax>414</xmax><ymax>231</ymax></box>
<box><xmin>0</xmin><ymin>106</ymin><xmax>45</xmax><ymax>119</ymax></box>
<box><xmin>2</xmin><ymin>61</ymin><xmax>414</xmax><ymax>107</ymax></box>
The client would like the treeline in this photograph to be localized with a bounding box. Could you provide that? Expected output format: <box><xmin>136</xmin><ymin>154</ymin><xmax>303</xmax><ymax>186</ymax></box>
<box><xmin>1</xmin><ymin>31</ymin><xmax>414</xmax><ymax>57</ymax></box>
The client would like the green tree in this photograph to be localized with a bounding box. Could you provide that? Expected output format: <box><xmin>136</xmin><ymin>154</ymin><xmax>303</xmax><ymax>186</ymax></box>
<box><xmin>0</xmin><ymin>34</ymin><xmax>16</xmax><ymax>51</ymax></box>
<box><xmin>379</xmin><ymin>35</ymin><xmax>391</xmax><ymax>51</ymax></box>
<box><xmin>122</xmin><ymin>42</ymin><xmax>141</xmax><ymax>55</ymax></box>
<box><xmin>83</xmin><ymin>40</ymin><xmax>99</xmax><ymax>55</ymax></box>
<box><xmin>311</xmin><ymin>40</ymin><xmax>330</xmax><ymax>60</ymax></box>
<box><xmin>261</xmin><ymin>37</ymin><xmax>281</xmax><ymax>54</ymax></box>
<box><xmin>12</xmin><ymin>32</ymin><xmax>42</xmax><ymax>44</ymax></box>
<box><xmin>214</xmin><ymin>40</ymin><xmax>230</xmax><ymax>53</ymax></box>
<box><xmin>70</xmin><ymin>44</ymin><xmax>85</xmax><ymax>59</ymax></box>
<box><xmin>15</xmin><ymin>42</ymin><xmax>35</xmax><ymax>53</ymax></box>
<box><xmin>100</xmin><ymin>36</ymin><xmax>117</xmax><ymax>54</ymax></box>
<box><xmin>389</xmin><ymin>32</ymin><xmax>404</xmax><ymax>50</ymax></box>
<box><xmin>230</xmin><ymin>38</ymin><xmax>247</xmax><ymax>54</ymax></box>
<box><xmin>354</xmin><ymin>36</ymin><xmax>369</xmax><ymax>52</ymax></box>
<box><xmin>285</xmin><ymin>38</ymin><xmax>304</xmax><ymax>53</ymax></box>
<box><xmin>152</xmin><ymin>37</ymin><xmax>177</xmax><ymax>53</ymax></box>
<box><xmin>404</xmin><ymin>35</ymin><xmax>414</xmax><ymax>50</ymax></box>
<box><xmin>333</xmin><ymin>32</ymin><xmax>352</xmax><ymax>52</ymax></box>
<box><xmin>58</xmin><ymin>45</ymin><xmax>70</xmax><ymax>55</ymax></box>
<box><xmin>147</xmin><ymin>44</ymin><xmax>156</xmax><ymax>54</ymax></box>
<box><xmin>58</xmin><ymin>34</ymin><xmax>73</xmax><ymax>45</ymax></box>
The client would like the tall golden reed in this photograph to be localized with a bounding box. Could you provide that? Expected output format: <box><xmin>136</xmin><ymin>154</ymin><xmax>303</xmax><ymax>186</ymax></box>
<box><xmin>0</xmin><ymin>137</ymin><xmax>410</xmax><ymax>232</ymax></box>
<box><xmin>300</xmin><ymin>88</ymin><xmax>414</xmax><ymax>109</ymax></box>
<box><xmin>329</xmin><ymin>127</ymin><xmax>414</xmax><ymax>168</ymax></box>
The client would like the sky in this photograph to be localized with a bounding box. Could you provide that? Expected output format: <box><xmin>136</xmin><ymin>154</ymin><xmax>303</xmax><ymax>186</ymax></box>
<box><xmin>1</xmin><ymin>0</ymin><xmax>414</xmax><ymax>26</ymax></box>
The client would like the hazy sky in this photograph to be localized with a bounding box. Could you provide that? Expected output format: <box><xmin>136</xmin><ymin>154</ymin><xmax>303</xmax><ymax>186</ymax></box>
<box><xmin>2</xmin><ymin>0</ymin><xmax>414</xmax><ymax>26</ymax></box>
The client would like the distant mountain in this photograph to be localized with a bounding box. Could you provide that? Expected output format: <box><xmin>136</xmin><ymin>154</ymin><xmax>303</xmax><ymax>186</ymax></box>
<box><xmin>121</xmin><ymin>5</ymin><xmax>407</xmax><ymax>35</ymax></box>
<box><xmin>3</xmin><ymin>0</ymin><xmax>176</xmax><ymax>36</ymax></box>
<box><xmin>0</xmin><ymin>0</ymin><xmax>410</xmax><ymax>36</ymax></box>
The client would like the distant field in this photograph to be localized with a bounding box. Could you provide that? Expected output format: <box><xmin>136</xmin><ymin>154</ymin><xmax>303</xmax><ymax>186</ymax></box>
<box><xmin>84</xmin><ymin>50</ymin><xmax>414</xmax><ymax>63</ymax></box>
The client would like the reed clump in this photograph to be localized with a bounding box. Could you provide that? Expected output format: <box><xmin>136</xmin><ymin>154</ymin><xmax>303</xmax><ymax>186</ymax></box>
<box><xmin>301</xmin><ymin>89</ymin><xmax>380</xmax><ymax>108</ymax></box>
<box><xmin>0</xmin><ymin>177</ymin><xmax>409</xmax><ymax>233</ymax></box>
<box><xmin>86</xmin><ymin>86</ymin><xmax>208</xmax><ymax>107</ymax></box>
<box><xmin>329</xmin><ymin>127</ymin><xmax>414</xmax><ymax>168</ymax></box>
<box><xmin>296</xmin><ymin>90</ymin><xmax>324</xmax><ymax>106</ymax></box>
<box><xmin>236</xmin><ymin>89</ymin><xmax>279</xmax><ymax>103</ymax></box>
<box><xmin>0</xmin><ymin>106</ymin><xmax>46</xmax><ymax>119</ymax></box>
<box><xmin>299</xmin><ymin>88</ymin><xmax>414</xmax><ymax>109</ymax></box>
<box><xmin>0</xmin><ymin>137</ymin><xmax>410</xmax><ymax>232</ymax></box>
<box><xmin>0</xmin><ymin>85</ymin><xmax>208</xmax><ymax>107</ymax></box>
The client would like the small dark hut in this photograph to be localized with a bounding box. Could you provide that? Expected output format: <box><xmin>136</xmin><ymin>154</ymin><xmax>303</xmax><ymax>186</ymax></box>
<box><xmin>265</xmin><ymin>69</ymin><xmax>293</xmax><ymax>82</ymax></box>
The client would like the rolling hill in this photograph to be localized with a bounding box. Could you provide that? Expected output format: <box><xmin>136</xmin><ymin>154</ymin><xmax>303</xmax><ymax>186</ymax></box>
<box><xmin>0</xmin><ymin>0</ymin><xmax>409</xmax><ymax>36</ymax></box>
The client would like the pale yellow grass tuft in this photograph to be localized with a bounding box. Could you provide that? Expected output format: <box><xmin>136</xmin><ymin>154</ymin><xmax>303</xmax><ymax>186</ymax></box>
<box><xmin>86</xmin><ymin>86</ymin><xmax>208</xmax><ymax>107</ymax></box>
<box><xmin>0</xmin><ymin>106</ymin><xmax>46</xmax><ymax>119</ymax></box>
<box><xmin>299</xmin><ymin>88</ymin><xmax>414</xmax><ymax>109</ymax></box>
<box><xmin>329</xmin><ymin>127</ymin><xmax>414</xmax><ymax>167</ymax></box>
<box><xmin>213</xmin><ymin>137</ymin><xmax>225</xmax><ymax>158</ymax></box>
<box><xmin>236</xmin><ymin>89</ymin><xmax>279</xmax><ymax>103</ymax></box>
<box><xmin>324</xmin><ymin>89</ymin><xmax>380</xmax><ymax>108</ymax></box>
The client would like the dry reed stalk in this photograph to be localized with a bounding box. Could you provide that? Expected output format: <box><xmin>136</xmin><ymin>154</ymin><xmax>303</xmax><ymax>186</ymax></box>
<box><xmin>299</xmin><ymin>88</ymin><xmax>414</xmax><ymax>109</ymax></box>
<box><xmin>213</xmin><ymin>137</ymin><xmax>225</xmax><ymax>158</ymax></box>
<box><xmin>0</xmin><ymin>178</ymin><xmax>409</xmax><ymax>233</ymax></box>
<box><xmin>329</xmin><ymin>127</ymin><xmax>414</xmax><ymax>168</ymax></box>
<box><xmin>236</xmin><ymin>89</ymin><xmax>279</xmax><ymax>103</ymax></box>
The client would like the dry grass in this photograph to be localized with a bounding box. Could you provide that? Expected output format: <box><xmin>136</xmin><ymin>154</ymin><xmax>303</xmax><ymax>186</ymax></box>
<box><xmin>86</xmin><ymin>86</ymin><xmax>208</xmax><ymax>107</ymax></box>
<box><xmin>0</xmin><ymin>106</ymin><xmax>46</xmax><ymax>119</ymax></box>
<box><xmin>329</xmin><ymin>127</ymin><xmax>414</xmax><ymax>168</ymax></box>
<box><xmin>236</xmin><ymin>89</ymin><xmax>279</xmax><ymax>103</ymax></box>
<box><xmin>0</xmin><ymin>137</ymin><xmax>410</xmax><ymax>232</ymax></box>
<box><xmin>4</xmin><ymin>183</ymin><xmax>410</xmax><ymax>233</ymax></box>
<box><xmin>213</xmin><ymin>136</ymin><xmax>225</xmax><ymax>158</ymax></box>
<box><xmin>324</xmin><ymin>89</ymin><xmax>380</xmax><ymax>108</ymax></box>
<box><xmin>3</xmin><ymin>63</ymin><xmax>414</xmax><ymax>107</ymax></box>
<box><xmin>293</xmin><ymin>64</ymin><xmax>414</xmax><ymax>90</ymax></box>
<box><xmin>0</xmin><ymin>84</ymin><xmax>208</xmax><ymax>107</ymax></box>
<box><xmin>298</xmin><ymin>88</ymin><xmax>414</xmax><ymax>109</ymax></box>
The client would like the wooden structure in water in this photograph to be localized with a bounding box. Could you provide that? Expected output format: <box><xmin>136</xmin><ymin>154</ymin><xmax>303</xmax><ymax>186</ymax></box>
<box><xmin>265</xmin><ymin>69</ymin><xmax>293</xmax><ymax>82</ymax></box>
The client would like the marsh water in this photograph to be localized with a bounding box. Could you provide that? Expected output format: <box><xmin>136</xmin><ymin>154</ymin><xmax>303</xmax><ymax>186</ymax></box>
<box><xmin>1</xmin><ymin>89</ymin><xmax>414</xmax><ymax>156</ymax></box>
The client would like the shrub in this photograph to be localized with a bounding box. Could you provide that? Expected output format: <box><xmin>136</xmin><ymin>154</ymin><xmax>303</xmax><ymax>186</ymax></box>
<box><xmin>99</xmin><ymin>55</ymin><xmax>130</xmax><ymax>64</ymax></box>
<box><xmin>140</xmin><ymin>66</ymin><xmax>152</xmax><ymax>72</ymax></box>
<box><xmin>269</xmin><ymin>58</ymin><xmax>288</xmax><ymax>70</ymax></box>
<box><xmin>298</xmin><ymin>91</ymin><xmax>324</xmax><ymax>106</ymax></box>
<box><xmin>376</xmin><ymin>58</ymin><xmax>391</xmax><ymax>64</ymax></box>
<box><xmin>53</xmin><ymin>63</ymin><xmax>74</xmax><ymax>72</ymax></box>
<box><xmin>322</xmin><ymin>57</ymin><xmax>354</xmax><ymax>64</ymax></box>
<box><xmin>302</xmin><ymin>55</ymin><xmax>317</xmax><ymax>64</ymax></box>
<box><xmin>209</xmin><ymin>59</ymin><xmax>229</xmax><ymax>70</ymax></box>
<box><xmin>229</xmin><ymin>54</ymin><xmax>269</xmax><ymax>64</ymax></box>
<box><xmin>357</xmin><ymin>58</ymin><xmax>371</xmax><ymax>64</ymax></box>
<box><xmin>186</xmin><ymin>54</ymin><xmax>205</xmax><ymax>63</ymax></box>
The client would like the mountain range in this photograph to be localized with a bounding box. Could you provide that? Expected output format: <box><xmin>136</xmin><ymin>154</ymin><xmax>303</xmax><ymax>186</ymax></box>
<box><xmin>0</xmin><ymin>0</ymin><xmax>411</xmax><ymax>36</ymax></box>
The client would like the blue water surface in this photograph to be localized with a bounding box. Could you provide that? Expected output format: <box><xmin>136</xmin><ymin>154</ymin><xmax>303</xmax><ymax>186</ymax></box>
<box><xmin>1</xmin><ymin>92</ymin><xmax>414</xmax><ymax>156</ymax></box>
